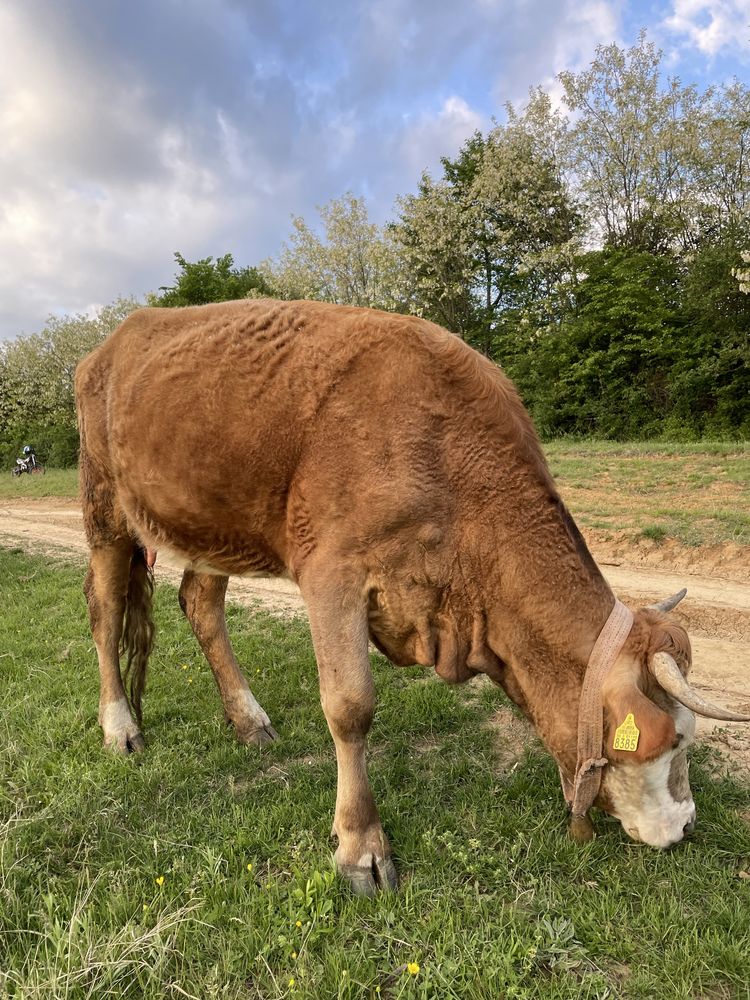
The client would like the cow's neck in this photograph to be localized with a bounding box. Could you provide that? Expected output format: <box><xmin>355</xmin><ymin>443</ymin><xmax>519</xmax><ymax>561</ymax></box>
<box><xmin>470</xmin><ymin>490</ymin><xmax>615</xmax><ymax>777</ymax></box>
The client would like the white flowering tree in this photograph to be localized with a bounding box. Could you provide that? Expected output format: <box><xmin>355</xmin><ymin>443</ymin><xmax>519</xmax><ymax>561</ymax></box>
<box><xmin>262</xmin><ymin>194</ymin><xmax>405</xmax><ymax>312</ymax></box>
<box><xmin>733</xmin><ymin>252</ymin><xmax>750</xmax><ymax>294</ymax></box>
<box><xmin>0</xmin><ymin>298</ymin><xmax>139</xmax><ymax>466</ymax></box>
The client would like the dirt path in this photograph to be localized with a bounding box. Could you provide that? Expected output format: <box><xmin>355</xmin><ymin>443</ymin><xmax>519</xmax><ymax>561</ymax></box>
<box><xmin>2</xmin><ymin>498</ymin><xmax>748</xmax><ymax>766</ymax></box>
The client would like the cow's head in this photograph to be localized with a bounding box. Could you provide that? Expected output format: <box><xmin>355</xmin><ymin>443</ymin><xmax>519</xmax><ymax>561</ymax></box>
<box><xmin>595</xmin><ymin>595</ymin><xmax>749</xmax><ymax>848</ymax></box>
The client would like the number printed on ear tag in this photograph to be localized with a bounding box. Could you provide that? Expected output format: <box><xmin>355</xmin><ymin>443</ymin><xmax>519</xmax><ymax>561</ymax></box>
<box><xmin>613</xmin><ymin>712</ymin><xmax>640</xmax><ymax>752</ymax></box>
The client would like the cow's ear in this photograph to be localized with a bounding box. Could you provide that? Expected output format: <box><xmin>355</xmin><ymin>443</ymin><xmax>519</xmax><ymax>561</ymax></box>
<box><xmin>604</xmin><ymin>684</ymin><xmax>677</xmax><ymax>763</ymax></box>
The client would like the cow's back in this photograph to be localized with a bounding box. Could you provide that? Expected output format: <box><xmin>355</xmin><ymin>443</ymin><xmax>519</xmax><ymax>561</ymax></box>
<box><xmin>76</xmin><ymin>298</ymin><xmax>549</xmax><ymax>578</ymax></box>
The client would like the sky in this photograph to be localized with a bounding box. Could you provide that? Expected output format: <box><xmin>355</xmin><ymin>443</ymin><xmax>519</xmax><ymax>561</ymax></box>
<box><xmin>1</xmin><ymin>0</ymin><xmax>748</xmax><ymax>340</ymax></box>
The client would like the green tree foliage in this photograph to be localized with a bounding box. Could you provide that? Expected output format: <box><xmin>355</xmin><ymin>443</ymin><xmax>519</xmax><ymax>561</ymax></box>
<box><xmin>688</xmin><ymin>81</ymin><xmax>750</xmax><ymax>243</ymax></box>
<box><xmin>670</xmin><ymin>234</ymin><xmax>750</xmax><ymax>437</ymax></box>
<box><xmin>391</xmin><ymin>174</ymin><xmax>478</xmax><ymax>337</ymax></box>
<box><xmin>519</xmin><ymin>250</ymin><xmax>682</xmax><ymax>438</ymax></box>
<box><xmin>391</xmin><ymin>91</ymin><xmax>581</xmax><ymax>360</ymax></box>
<box><xmin>3</xmin><ymin>34</ymin><xmax>747</xmax><ymax>449</ymax></box>
<box><xmin>0</xmin><ymin>299</ymin><xmax>140</xmax><ymax>467</ymax></box>
<box><xmin>153</xmin><ymin>252</ymin><xmax>273</xmax><ymax>306</ymax></box>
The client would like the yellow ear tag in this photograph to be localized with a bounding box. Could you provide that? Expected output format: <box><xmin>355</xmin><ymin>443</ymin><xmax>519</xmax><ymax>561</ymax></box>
<box><xmin>613</xmin><ymin>713</ymin><xmax>640</xmax><ymax>752</ymax></box>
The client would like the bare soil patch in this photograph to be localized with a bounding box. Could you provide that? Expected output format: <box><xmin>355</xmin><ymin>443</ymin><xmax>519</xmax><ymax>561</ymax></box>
<box><xmin>584</xmin><ymin>527</ymin><xmax>750</xmax><ymax>584</ymax></box>
<box><xmin>1</xmin><ymin>497</ymin><xmax>748</xmax><ymax>770</ymax></box>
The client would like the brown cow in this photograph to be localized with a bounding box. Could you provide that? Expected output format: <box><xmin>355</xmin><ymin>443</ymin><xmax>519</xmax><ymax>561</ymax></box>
<box><xmin>75</xmin><ymin>298</ymin><xmax>748</xmax><ymax>895</ymax></box>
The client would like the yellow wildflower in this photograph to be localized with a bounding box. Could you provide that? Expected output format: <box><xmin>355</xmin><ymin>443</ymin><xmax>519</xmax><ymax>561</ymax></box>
<box><xmin>247</xmin><ymin>863</ymin><xmax>253</xmax><ymax>872</ymax></box>
<box><xmin>288</xmin><ymin>978</ymin><xmax>295</xmax><ymax>987</ymax></box>
<box><xmin>291</xmin><ymin>951</ymin><xmax>298</xmax><ymax>959</ymax></box>
<box><xmin>142</xmin><ymin>903</ymin><xmax>149</xmax><ymax>912</ymax></box>
<box><xmin>407</xmin><ymin>962</ymin><xmax>420</xmax><ymax>976</ymax></box>
<box><xmin>155</xmin><ymin>876</ymin><xmax>165</xmax><ymax>886</ymax></box>
<box><xmin>295</xmin><ymin>919</ymin><xmax>302</xmax><ymax>928</ymax></box>
<box><xmin>187</xmin><ymin>677</ymin><xmax>193</xmax><ymax>684</ymax></box>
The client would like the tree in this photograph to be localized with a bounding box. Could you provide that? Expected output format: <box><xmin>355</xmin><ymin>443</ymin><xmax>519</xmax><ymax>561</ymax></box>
<box><xmin>688</xmin><ymin>81</ymin><xmax>750</xmax><ymax>243</ymax></box>
<box><xmin>734</xmin><ymin>251</ymin><xmax>750</xmax><ymax>294</ymax></box>
<box><xmin>391</xmin><ymin>92</ymin><xmax>581</xmax><ymax>361</ymax></box>
<box><xmin>522</xmin><ymin>250</ymin><xmax>683</xmax><ymax>438</ymax></box>
<box><xmin>262</xmin><ymin>195</ymin><xmax>404</xmax><ymax>310</ymax></box>
<box><xmin>559</xmin><ymin>33</ymin><xmax>697</xmax><ymax>252</ymax></box>
<box><xmin>153</xmin><ymin>252</ymin><xmax>272</xmax><ymax>307</ymax></box>
<box><xmin>391</xmin><ymin>174</ymin><xmax>479</xmax><ymax>338</ymax></box>
<box><xmin>671</xmin><ymin>235</ymin><xmax>750</xmax><ymax>437</ymax></box>
<box><xmin>0</xmin><ymin>298</ymin><xmax>140</xmax><ymax>466</ymax></box>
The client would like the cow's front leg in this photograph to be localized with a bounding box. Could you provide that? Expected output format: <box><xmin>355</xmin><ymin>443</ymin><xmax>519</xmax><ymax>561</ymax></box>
<box><xmin>303</xmin><ymin>577</ymin><xmax>397</xmax><ymax>896</ymax></box>
<box><xmin>178</xmin><ymin>571</ymin><xmax>278</xmax><ymax>745</ymax></box>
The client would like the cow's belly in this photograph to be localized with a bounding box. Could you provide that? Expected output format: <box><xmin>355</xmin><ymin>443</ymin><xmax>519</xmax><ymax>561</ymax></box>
<box><xmin>153</xmin><ymin>542</ymin><xmax>294</xmax><ymax>580</ymax></box>
<box><xmin>120</xmin><ymin>487</ymin><xmax>290</xmax><ymax>580</ymax></box>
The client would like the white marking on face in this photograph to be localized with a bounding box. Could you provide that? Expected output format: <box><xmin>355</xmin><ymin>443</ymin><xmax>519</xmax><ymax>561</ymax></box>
<box><xmin>604</xmin><ymin>705</ymin><xmax>697</xmax><ymax>849</ymax></box>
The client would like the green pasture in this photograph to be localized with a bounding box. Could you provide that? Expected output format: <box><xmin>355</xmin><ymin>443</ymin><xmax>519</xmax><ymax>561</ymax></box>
<box><xmin>544</xmin><ymin>440</ymin><xmax>750</xmax><ymax>547</ymax></box>
<box><xmin>0</xmin><ymin>468</ymin><xmax>79</xmax><ymax>500</ymax></box>
<box><xmin>1</xmin><ymin>548</ymin><xmax>749</xmax><ymax>999</ymax></box>
<box><xmin>3</xmin><ymin>441</ymin><xmax>748</xmax><ymax>549</ymax></box>
<box><xmin>544</xmin><ymin>440</ymin><xmax>750</xmax><ymax>546</ymax></box>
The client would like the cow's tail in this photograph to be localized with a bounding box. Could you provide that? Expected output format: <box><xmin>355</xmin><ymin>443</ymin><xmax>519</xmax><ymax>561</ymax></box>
<box><xmin>121</xmin><ymin>545</ymin><xmax>155</xmax><ymax>725</ymax></box>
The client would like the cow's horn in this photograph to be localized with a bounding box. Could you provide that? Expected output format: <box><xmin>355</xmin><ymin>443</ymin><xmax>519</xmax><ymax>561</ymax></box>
<box><xmin>651</xmin><ymin>652</ymin><xmax>750</xmax><ymax>721</ymax></box>
<box><xmin>647</xmin><ymin>588</ymin><xmax>687</xmax><ymax>613</ymax></box>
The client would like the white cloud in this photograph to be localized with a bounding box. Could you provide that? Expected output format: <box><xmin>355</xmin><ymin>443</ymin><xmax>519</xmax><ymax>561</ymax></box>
<box><xmin>0</xmin><ymin>3</ymin><xmax>303</xmax><ymax>335</ymax></box>
<box><xmin>662</xmin><ymin>0</ymin><xmax>750</xmax><ymax>58</ymax></box>
<box><xmin>490</xmin><ymin>0</ymin><xmax>625</xmax><ymax>109</ymax></box>
<box><xmin>0</xmin><ymin>0</ymin><xmax>743</xmax><ymax>339</ymax></box>
<box><xmin>398</xmin><ymin>97</ymin><xmax>485</xmax><ymax>179</ymax></box>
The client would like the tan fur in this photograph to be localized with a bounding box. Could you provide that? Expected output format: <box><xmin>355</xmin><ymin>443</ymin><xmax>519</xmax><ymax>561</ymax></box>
<box><xmin>75</xmin><ymin>299</ymin><xmax>698</xmax><ymax>882</ymax></box>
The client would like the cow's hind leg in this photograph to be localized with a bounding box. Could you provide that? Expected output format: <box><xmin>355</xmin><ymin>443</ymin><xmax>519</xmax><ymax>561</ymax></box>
<box><xmin>84</xmin><ymin>541</ymin><xmax>149</xmax><ymax>753</ymax></box>
<box><xmin>178</xmin><ymin>571</ymin><xmax>278</xmax><ymax>746</ymax></box>
<box><xmin>301</xmin><ymin>569</ymin><xmax>397</xmax><ymax>896</ymax></box>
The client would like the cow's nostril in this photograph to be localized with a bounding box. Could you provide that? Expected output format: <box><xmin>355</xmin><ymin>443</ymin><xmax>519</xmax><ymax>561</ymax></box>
<box><xmin>683</xmin><ymin>817</ymin><xmax>696</xmax><ymax>835</ymax></box>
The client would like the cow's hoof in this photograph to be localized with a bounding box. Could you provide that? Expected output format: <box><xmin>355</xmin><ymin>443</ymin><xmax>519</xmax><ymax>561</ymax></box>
<box><xmin>235</xmin><ymin>722</ymin><xmax>279</xmax><ymax>746</ymax></box>
<box><xmin>339</xmin><ymin>855</ymin><xmax>398</xmax><ymax>896</ymax></box>
<box><xmin>100</xmin><ymin>700</ymin><xmax>144</xmax><ymax>755</ymax></box>
<box><xmin>103</xmin><ymin>729</ymin><xmax>145</xmax><ymax>755</ymax></box>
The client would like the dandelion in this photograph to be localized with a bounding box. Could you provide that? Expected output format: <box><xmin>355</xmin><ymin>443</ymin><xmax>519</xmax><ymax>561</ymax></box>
<box><xmin>155</xmin><ymin>875</ymin><xmax>165</xmax><ymax>886</ymax></box>
<box><xmin>407</xmin><ymin>962</ymin><xmax>420</xmax><ymax>976</ymax></box>
<box><xmin>295</xmin><ymin>920</ymin><xmax>302</xmax><ymax>928</ymax></box>
<box><xmin>247</xmin><ymin>863</ymin><xmax>253</xmax><ymax>872</ymax></box>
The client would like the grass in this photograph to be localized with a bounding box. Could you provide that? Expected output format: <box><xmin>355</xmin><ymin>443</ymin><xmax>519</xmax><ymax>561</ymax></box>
<box><xmin>0</xmin><ymin>467</ymin><xmax>79</xmax><ymax>500</ymax></box>
<box><xmin>2</xmin><ymin>442</ymin><xmax>748</xmax><ymax>550</ymax></box>
<box><xmin>1</xmin><ymin>547</ymin><xmax>749</xmax><ymax>999</ymax></box>
<box><xmin>544</xmin><ymin>440</ymin><xmax>750</xmax><ymax>548</ymax></box>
